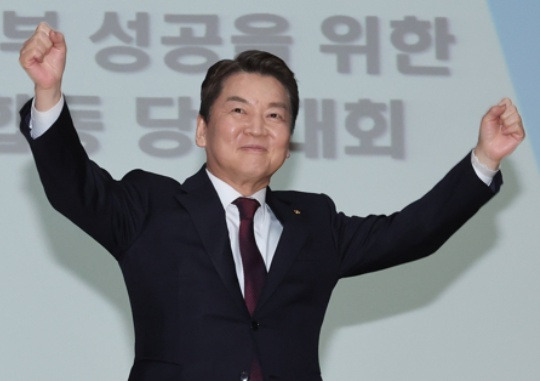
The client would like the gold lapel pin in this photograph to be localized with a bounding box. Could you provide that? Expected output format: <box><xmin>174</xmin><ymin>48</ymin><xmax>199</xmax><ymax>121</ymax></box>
<box><xmin>293</xmin><ymin>209</ymin><xmax>301</xmax><ymax>215</ymax></box>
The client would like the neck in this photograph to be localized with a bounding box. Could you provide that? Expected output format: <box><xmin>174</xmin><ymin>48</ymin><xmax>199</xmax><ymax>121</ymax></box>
<box><xmin>206</xmin><ymin>168</ymin><xmax>269</xmax><ymax>197</ymax></box>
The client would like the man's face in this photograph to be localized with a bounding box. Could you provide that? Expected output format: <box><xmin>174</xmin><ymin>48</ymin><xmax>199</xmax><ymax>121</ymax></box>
<box><xmin>196</xmin><ymin>72</ymin><xmax>291</xmax><ymax>194</ymax></box>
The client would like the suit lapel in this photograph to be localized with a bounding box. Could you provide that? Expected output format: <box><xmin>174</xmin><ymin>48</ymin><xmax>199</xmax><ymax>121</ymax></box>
<box><xmin>256</xmin><ymin>191</ymin><xmax>309</xmax><ymax>312</ymax></box>
<box><xmin>175</xmin><ymin>167</ymin><xmax>246</xmax><ymax>314</ymax></box>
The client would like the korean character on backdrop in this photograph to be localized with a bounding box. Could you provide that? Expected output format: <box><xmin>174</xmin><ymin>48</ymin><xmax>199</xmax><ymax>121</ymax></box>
<box><xmin>290</xmin><ymin>99</ymin><xmax>338</xmax><ymax>159</ymax></box>
<box><xmin>1</xmin><ymin>11</ymin><xmax>58</xmax><ymax>52</ymax></box>
<box><xmin>162</xmin><ymin>14</ymin><xmax>222</xmax><ymax>74</ymax></box>
<box><xmin>0</xmin><ymin>95</ymin><xmax>30</xmax><ymax>154</ymax></box>
<box><xmin>231</xmin><ymin>13</ymin><xmax>292</xmax><ymax>64</ymax></box>
<box><xmin>64</xmin><ymin>96</ymin><xmax>104</xmax><ymax>154</ymax></box>
<box><xmin>390</xmin><ymin>16</ymin><xmax>455</xmax><ymax>76</ymax></box>
<box><xmin>137</xmin><ymin>97</ymin><xmax>198</xmax><ymax>158</ymax></box>
<box><xmin>320</xmin><ymin>15</ymin><xmax>380</xmax><ymax>75</ymax></box>
<box><xmin>90</xmin><ymin>12</ymin><xmax>151</xmax><ymax>72</ymax></box>
<box><xmin>344</xmin><ymin>99</ymin><xmax>404</xmax><ymax>159</ymax></box>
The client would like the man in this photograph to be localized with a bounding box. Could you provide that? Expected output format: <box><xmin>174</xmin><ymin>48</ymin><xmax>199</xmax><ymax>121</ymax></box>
<box><xmin>19</xmin><ymin>23</ymin><xmax>524</xmax><ymax>380</ymax></box>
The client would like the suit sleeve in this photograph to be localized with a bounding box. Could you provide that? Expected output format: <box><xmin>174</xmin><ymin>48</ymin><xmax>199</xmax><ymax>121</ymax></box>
<box><xmin>19</xmin><ymin>99</ymin><xmax>148</xmax><ymax>260</ymax></box>
<box><xmin>332</xmin><ymin>155</ymin><xmax>502</xmax><ymax>278</ymax></box>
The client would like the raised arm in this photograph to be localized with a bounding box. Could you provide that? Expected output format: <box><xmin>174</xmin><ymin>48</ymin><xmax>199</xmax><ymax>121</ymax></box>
<box><xmin>18</xmin><ymin>24</ymin><xmax>150</xmax><ymax>259</ymax></box>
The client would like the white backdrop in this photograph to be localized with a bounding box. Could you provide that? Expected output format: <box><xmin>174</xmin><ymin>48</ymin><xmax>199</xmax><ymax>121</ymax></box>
<box><xmin>2</xmin><ymin>1</ymin><xmax>539</xmax><ymax>380</ymax></box>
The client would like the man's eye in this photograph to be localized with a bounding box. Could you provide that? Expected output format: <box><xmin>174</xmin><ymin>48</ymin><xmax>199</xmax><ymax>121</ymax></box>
<box><xmin>269</xmin><ymin>113</ymin><xmax>281</xmax><ymax>119</ymax></box>
<box><xmin>233</xmin><ymin>108</ymin><xmax>244</xmax><ymax>114</ymax></box>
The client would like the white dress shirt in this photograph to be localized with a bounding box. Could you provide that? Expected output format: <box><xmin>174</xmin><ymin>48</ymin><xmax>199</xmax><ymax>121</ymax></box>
<box><xmin>206</xmin><ymin>170</ymin><xmax>282</xmax><ymax>295</ymax></box>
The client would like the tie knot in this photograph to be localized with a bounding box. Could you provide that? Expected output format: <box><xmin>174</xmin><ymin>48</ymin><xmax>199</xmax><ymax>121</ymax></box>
<box><xmin>233</xmin><ymin>197</ymin><xmax>260</xmax><ymax>220</ymax></box>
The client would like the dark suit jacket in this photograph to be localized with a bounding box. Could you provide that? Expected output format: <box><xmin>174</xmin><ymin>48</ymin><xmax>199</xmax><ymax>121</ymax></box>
<box><xmin>20</xmin><ymin>100</ymin><xmax>501</xmax><ymax>380</ymax></box>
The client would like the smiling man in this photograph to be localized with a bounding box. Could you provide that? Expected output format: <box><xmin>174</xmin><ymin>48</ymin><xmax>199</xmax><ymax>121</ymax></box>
<box><xmin>18</xmin><ymin>23</ymin><xmax>524</xmax><ymax>381</ymax></box>
<box><xmin>195</xmin><ymin>71</ymin><xmax>292</xmax><ymax>196</ymax></box>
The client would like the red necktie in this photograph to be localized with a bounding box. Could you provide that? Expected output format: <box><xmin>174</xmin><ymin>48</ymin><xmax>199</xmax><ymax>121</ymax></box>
<box><xmin>233</xmin><ymin>198</ymin><xmax>267</xmax><ymax>381</ymax></box>
<box><xmin>233</xmin><ymin>197</ymin><xmax>267</xmax><ymax>315</ymax></box>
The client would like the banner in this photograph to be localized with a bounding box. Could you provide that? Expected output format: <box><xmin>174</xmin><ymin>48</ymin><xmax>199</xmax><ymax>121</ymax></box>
<box><xmin>1</xmin><ymin>1</ymin><xmax>539</xmax><ymax>379</ymax></box>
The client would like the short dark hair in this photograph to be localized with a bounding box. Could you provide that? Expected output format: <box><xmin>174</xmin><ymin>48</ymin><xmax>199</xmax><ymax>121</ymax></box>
<box><xmin>199</xmin><ymin>50</ymin><xmax>299</xmax><ymax>132</ymax></box>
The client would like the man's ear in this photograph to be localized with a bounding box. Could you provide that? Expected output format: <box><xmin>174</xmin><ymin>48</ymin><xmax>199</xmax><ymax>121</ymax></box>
<box><xmin>195</xmin><ymin>115</ymin><xmax>207</xmax><ymax>147</ymax></box>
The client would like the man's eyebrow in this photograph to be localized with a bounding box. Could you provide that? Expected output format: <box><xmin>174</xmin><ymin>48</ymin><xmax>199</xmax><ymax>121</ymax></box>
<box><xmin>225</xmin><ymin>96</ymin><xmax>290</xmax><ymax>112</ymax></box>
<box><xmin>225</xmin><ymin>96</ymin><xmax>248</xmax><ymax>104</ymax></box>
<box><xmin>268</xmin><ymin>102</ymin><xmax>290</xmax><ymax>111</ymax></box>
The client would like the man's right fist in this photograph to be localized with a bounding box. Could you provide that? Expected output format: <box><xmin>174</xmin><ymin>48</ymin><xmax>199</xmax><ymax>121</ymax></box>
<box><xmin>19</xmin><ymin>22</ymin><xmax>66</xmax><ymax>111</ymax></box>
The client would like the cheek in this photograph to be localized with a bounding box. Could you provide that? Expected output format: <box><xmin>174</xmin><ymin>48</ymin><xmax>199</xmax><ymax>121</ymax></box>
<box><xmin>275</xmin><ymin>133</ymin><xmax>291</xmax><ymax>152</ymax></box>
<box><xmin>220</xmin><ymin>123</ymin><xmax>243</xmax><ymax>141</ymax></box>
<box><xmin>207</xmin><ymin>126</ymin><xmax>238</xmax><ymax>147</ymax></box>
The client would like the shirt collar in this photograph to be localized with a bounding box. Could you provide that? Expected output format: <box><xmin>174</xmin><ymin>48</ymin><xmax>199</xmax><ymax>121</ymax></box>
<box><xmin>205</xmin><ymin>169</ymin><xmax>267</xmax><ymax>210</ymax></box>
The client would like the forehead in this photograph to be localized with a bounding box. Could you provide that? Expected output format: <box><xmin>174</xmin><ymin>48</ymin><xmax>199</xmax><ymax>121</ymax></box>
<box><xmin>219</xmin><ymin>72</ymin><xmax>289</xmax><ymax>104</ymax></box>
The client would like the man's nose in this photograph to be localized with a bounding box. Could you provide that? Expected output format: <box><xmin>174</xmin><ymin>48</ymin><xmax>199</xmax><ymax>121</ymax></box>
<box><xmin>245</xmin><ymin>115</ymin><xmax>266</xmax><ymax>136</ymax></box>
